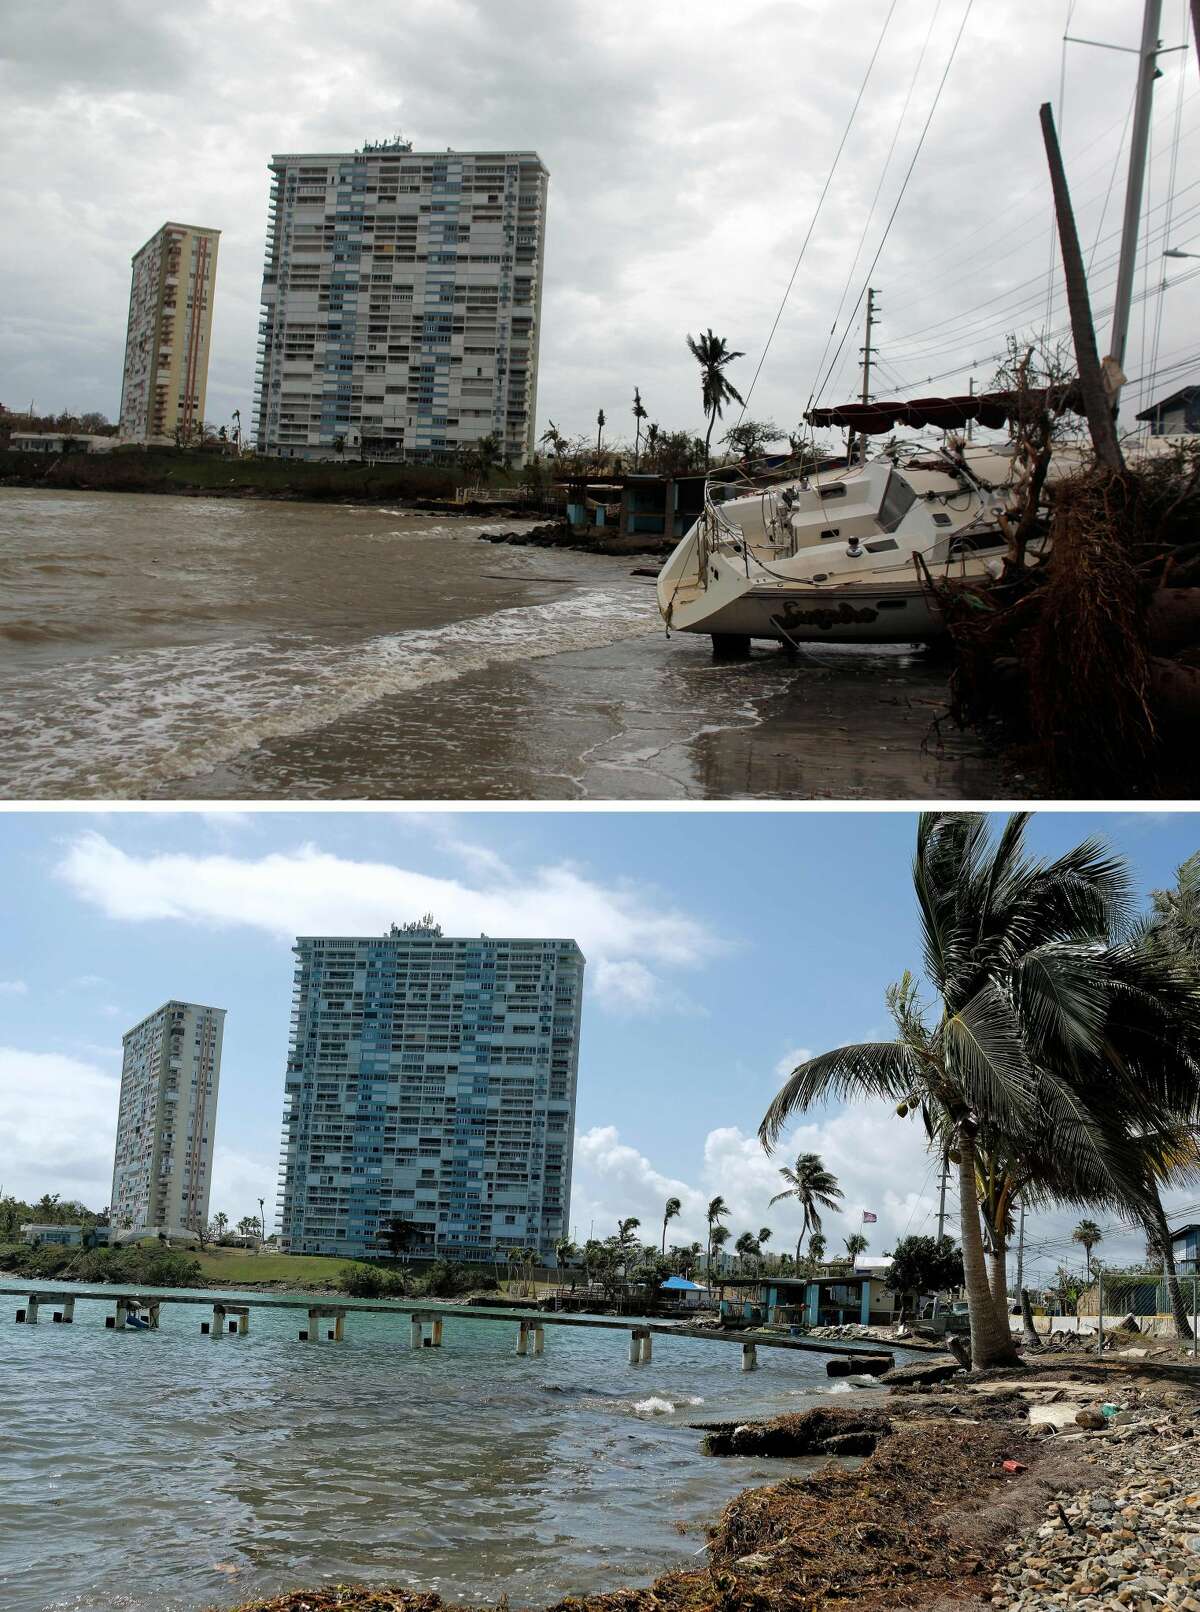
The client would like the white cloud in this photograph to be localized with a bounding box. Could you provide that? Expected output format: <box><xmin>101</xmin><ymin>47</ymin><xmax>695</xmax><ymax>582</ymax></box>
<box><xmin>209</xmin><ymin>1144</ymin><xmax>278</xmax><ymax>1230</ymax></box>
<box><xmin>570</xmin><ymin>1101</ymin><xmax>944</xmax><ymax>1259</ymax></box>
<box><xmin>0</xmin><ymin>1041</ymin><xmax>279</xmax><ymax>1230</ymax></box>
<box><xmin>0</xmin><ymin>980</ymin><xmax>29</xmax><ymax>996</ymax></box>
<box><xmin>773</xmin><ymin>1046</ymin><xmax>812</xmax><ymax>1079</ymax></box>
<box><xmin>0</xmin><ymin>1046</ymin><xmax>119</xmax><ymax>1204</ymax></box>
<box><xmin>56</xmin><ymin>831</ymin><xmax>723</xmax><ymax>1015</ymax></box>
<box><xmin>3</xmin><ymin>0</ymin><xmax>1192</xmax><ymax>442</ymax></box>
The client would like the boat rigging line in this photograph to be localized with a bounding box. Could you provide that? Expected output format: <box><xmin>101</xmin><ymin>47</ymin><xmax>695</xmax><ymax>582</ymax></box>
<box><xmin>810</xmin><ymin>0</ymin><xmax>977</xmax><ymax>414</ymax></box>
<box><xmin>731</xmin><ymin>0</ymin><xmax>901</xmax><ymax>427</ymax></box>
<box><xmin>802</xmin><ymin>0</ymin><xmax>945</xmax><ymax>427</ymax></box>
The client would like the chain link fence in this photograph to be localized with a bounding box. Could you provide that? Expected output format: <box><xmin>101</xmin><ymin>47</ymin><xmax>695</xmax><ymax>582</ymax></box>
<box><xmin>1043</xmin><ymin>1267</ymin><xmax>1200</xmax><ymax>1343</ymax></box>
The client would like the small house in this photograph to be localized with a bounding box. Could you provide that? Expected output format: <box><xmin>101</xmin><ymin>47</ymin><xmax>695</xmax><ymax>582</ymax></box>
<box><xmin>1135</xmin><ymin>385</ymin><xmax>1200</xmax><ymax>436</ymax></box>
<box><xmin>659</xmin><ymin>1275</ymin><xmax>708</xmax><ymax>1310</ymax></box>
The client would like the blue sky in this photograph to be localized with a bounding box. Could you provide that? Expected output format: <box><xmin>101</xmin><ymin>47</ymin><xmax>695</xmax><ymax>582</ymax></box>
<box><xmin>0</xmin><ymin>808</ymin><xmax>1195</xmax><ymax>1285</ymax></box>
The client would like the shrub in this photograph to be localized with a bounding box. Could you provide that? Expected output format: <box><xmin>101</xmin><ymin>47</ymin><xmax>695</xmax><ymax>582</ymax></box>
<box><xmin>414</xmin><ymin>1260</ymin><xmax>493</xmax><ymax>1298</ymax></box>
<box><xmin>338</xmin><ymin>1263</ymin><xmax>386</xmax><ymax>1298</ymax></box>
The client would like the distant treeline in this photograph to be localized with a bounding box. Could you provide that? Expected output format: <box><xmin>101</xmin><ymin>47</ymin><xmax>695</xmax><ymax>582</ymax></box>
<box><xmin>0</xmin><ymin>1241</ymin><xmax>203</xmax><ymax>1287</ymax></box>
<box><xmin>0</xmin><ymin>448</ymin><xmax>475</xmax><ymax>503</ymax></box>
<box><xmin>0</xmin><ymin>1194</ymin><xmax>104</xmax><ymax>1241</ymax></box>
<box><xmin>338</xmin><ymin>1260</ymin><xmax>500</xmax><ymax>1299</ymax></box>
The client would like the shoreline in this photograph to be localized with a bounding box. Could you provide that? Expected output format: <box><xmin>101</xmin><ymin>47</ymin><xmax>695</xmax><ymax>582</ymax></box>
<box><xmin>211</xmin><ymin>1350</ymin><xmax>1200</xmax><ymax>1612</ymax></box>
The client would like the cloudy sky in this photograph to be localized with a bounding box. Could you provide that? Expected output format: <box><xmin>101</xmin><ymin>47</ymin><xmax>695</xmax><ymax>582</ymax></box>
<box><xmin>2</xmin><ymin>1</ymin><xmax>1197</xmax><ymax>443</ymax></box>
<box><xmin>0</xmin><ymin>808</ymin><xmax>1197</xmax><ymax>1287</ymax></box>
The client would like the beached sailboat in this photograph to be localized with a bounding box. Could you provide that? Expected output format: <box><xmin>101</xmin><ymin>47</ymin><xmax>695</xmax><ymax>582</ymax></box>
<box><xmin>656</xmin><ymin>393</ymin><xmax>1085</xmax><ymax>651</ymax></box>
<box><xmin>658</xmin><ymin>0</ymin><xmax>1176</xmax><ymax>655</ymax></box>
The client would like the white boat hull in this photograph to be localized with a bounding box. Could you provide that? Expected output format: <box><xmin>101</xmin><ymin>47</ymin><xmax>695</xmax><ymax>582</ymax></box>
<box><xmin>682</xmin><ymin>583</ymin><xmax>942</xmax><ymax>644</ymax></box>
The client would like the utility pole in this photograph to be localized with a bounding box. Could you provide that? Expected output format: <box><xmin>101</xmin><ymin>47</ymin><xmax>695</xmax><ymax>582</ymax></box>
<box><xmin>856</xmin><ymin>287</ymin><xmax>879</xmax><ymax>464</ymax></box>
<box><xmin>1015</xmin><ymin>1196</ymin><xmax>1026</xmax><ymax>1297</ymax></box>
<box><xmin>967</xmin><ymin>376</ymin><xmax>975</xmax><ymax>442</ymax></box>
<box><xmin>936</xmin><ymin>1155</ymin><xmax>949</xmax><ymax>1242</ymax></box>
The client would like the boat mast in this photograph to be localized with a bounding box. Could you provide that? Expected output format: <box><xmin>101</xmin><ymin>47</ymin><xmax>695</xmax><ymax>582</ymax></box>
<box><xmin>855</xmin><ymin>286</ymin><xmax>879</xmax><ymax>463</ymax></box>
<box><xmin>1102</xmin><ymin>0</ymin><xmax>1163</xmax><ymax>400</ymax></box>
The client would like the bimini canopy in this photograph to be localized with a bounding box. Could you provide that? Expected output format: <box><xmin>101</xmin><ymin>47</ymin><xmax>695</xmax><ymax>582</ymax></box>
<box><xmin>805</xmin><ymin>386</ymin><xmax>1084</xmax><ymax>436</ymax></box>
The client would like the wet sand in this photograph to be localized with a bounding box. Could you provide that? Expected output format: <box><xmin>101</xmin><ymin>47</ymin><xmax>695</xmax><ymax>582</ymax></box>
<box><xmin>177</xmin><ymin>634</ymin><xmax>1016</xmax><ymax>801</ymax></box>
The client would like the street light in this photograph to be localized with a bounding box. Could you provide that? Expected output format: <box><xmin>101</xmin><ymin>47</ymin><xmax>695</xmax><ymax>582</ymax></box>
<box><xmin>1164</xmin><ymin>247</ymin><xmax>1200</xmax><ymax>259</ymax></box>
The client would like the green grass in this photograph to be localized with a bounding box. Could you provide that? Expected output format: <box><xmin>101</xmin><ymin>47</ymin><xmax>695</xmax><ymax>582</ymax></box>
<box><xmin>192</xmin><ymin>1248</ymin><xmax>355</xmax><ymax>1285</ymax></box>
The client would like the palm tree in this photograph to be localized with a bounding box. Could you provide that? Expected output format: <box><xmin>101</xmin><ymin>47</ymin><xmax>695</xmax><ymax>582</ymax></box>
<box><xmin>686</xmin><ymin>328</ymin><xmax>746</xmax><ymax>466</ymax></box>
<box><xmin>759</xmin><ymin>812</ymin><xmax>1200</xmax><ymax>1371</ymax></box>
<box><xmin>734</xmin><ymin>1230</ymin><xmax>759</xmax><ymax>1271</ymax></box>
<box><xmin>1073</xmin><ymin>1219</ymin><xmax>1103</xmax><ymax>1281</ymax></box>
<box><xmin>631</xmin><ymin>387</ymin><xmax>648</xmax><ymax>468</ymax></box>
<box><xmin>539</xmin><ymin>419</ymin><xmax>567</xmax><ymax>459</ymax></box>
<box><xmin>644</xmin><ymin>421</ymin><xmax>661</xmax><ymax>468</ymax></box>
<box><xmin>705</xmin><ymin>1195</ymin><xmax>729</xmax><ymax>1276</ymax></box>
<box><xmin>770</xmin><ymin>1154</ymin><xmax>843</xmax><ymax>1266</ymax></box>
<box><xmin>615</xmin><ymin>1217</ymin><xmax>641</xmax><ymax>1268</ymax></box>
<box><xmin>1149</xmin><ymin>852</ymin><xmax>1200</xmax><ymax>968</ymax></box>
<box><xmin>710</xmin><ymin>1223</ymin><xmax>731</xmax><ymax>1274</ymax></box>
<box><xmin>661</xmin><ymin>1195</ymin><xmax>682</xmax><ymax>1254</ymax></box>
<box><xmin>596</xmin><ymin>408</ymin><xmax>606</xmax><ymax>460</ymax></box>
<box><xmin>808</xmin><ymin>1232</ymin><xmax>827</xmax><ymax>1265</ymax></box>
<box><xmin>844</xmin><ymin>1232</ymin><xmax>869</xmax><ymax>1262</ymax></box>
<box><xmin>554</xmin><ymin>1237</ymin><xmax>577</xmax><ymax>1273</ymax></box>
<box><xmin>757</xmin><ymin>1227</ymin><xmax>772</xmax><ymax>1270</ymax></box>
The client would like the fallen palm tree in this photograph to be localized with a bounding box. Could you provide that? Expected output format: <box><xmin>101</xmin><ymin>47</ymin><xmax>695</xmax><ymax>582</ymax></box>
<box><xmin>927</xmin><ymin>442</ymin><xmax>1200</xmax><ymax>794</ymax></box>
<box><xmin>921</xmin><ymin>101</ymin><xmax>1200</xmax><ymax>795</ymax></box>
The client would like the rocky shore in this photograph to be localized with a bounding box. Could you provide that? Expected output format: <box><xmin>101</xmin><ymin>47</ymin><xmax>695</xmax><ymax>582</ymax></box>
<box><xmin>481</xmin><ymin>519</ymin><xmax>673</xmax><ymax>558</ymax></box>
<box><xmin>988</xmin><ymin>1397</ymin><xmax>1200</xmax><ymax>1609</ymax></box>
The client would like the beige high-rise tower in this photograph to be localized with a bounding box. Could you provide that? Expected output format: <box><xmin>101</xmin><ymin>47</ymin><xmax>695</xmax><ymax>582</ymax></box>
<box><xmin>119</xmin><ymin>222</ymin><xmax>220</xmax><ymax>444</ymax></box>
<box><xmin>111</xmin><ymin>1000</ymin><xmax>225</xmax><ymax>1240</ymax></box>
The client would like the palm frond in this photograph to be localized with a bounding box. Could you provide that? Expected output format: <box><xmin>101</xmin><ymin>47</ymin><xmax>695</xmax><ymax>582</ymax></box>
<box><xmin>759</xmin><ymin>1041</ymin><xmax>921</xmax><ymax>1150</ymax></box>
<box><xmin>941</xmin><ymin>980</ymin><xmax>1035</xmax><ymax>1124</ymax></box>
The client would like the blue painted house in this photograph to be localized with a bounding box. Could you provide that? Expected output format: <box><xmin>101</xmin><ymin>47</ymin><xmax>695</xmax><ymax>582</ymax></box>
<box><xmin>1171</xmin><ymin>1224</ymin><xmax>1200</xmax><ymax>1274</ymax></box>
<box><xmin>717</xmin><ymin>1268</ymin><xmax>896</xmax><ymax>1327</ymax></box>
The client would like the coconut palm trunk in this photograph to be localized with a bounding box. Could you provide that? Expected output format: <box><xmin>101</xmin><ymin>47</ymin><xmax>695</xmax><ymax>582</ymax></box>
<box><xmin>958</xmin><ymin>1131</ymin><xmax>1020</xmax><ymax>1367</ymax></box>
<box><xmin>988</xmin><ymin>1238</ymin><xmax>1009</xmax><ymax>1328</ymax></box>
<box><xmin>1020</xmin><ymin>1288</ymin><xmax>1042</xmax><ymax>1349</ymax></box>
<box><xmin>1150</xmin><ymin>1189</ymin><xmax>1194</xmax><ymax>1340</ymax></box>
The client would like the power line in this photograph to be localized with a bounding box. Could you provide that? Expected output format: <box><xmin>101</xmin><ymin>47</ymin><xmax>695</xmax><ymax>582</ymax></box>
<box><xmin>735</xmin><ymin>0</ymin><xmax>901</xmax><ymax>422</ymax></box>
<box><xmin>881</xmin><ymin>84</ymin><xmax>1200</xmax><ymax>319</ymax></box>
<box><xmin>802</xmin><ymin>0</ymin><xmax>945</xmax><ymax>419</ymax></box>
<box><xmin>811</xmin><ymin>0</ymin><xmax>977</xmax><ymax>411</ymax></box>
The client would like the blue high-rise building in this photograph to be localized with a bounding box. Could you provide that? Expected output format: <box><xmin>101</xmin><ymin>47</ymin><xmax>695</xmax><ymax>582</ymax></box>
<box><xmin>278</xmin><ymin>922</ymin><xmax>583</xmax><ymax>1261</ymax></box>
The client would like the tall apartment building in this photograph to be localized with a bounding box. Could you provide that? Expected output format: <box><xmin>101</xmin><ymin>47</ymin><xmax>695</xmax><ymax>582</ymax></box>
<box><xmin>119</xmin><ymin>221</ymin><xmax>220</xmax><ymax>444</ymax></box>
<box><xmin>254</xmin><ymin>142</ymin><xmax>548</xmax><ymax>463</ymax></box>
<box><xmin>278</xmin><ymin>923</ymin><xmax>583</xmax><ymax>1261</ymax></box>
<box><xmin>111</xmin><ymin>1001</ymin><xmax>225</xmax><ymax>1240</ymax></box>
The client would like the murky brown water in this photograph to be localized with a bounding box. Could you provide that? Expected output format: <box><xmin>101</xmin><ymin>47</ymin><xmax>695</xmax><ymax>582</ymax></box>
<box><xmin>0</xmin><ymin>489</ymin><xmax>1012</xmax><ymax>800</ymax></box>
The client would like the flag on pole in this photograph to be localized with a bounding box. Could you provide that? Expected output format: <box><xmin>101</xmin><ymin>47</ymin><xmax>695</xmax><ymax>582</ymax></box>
<box><xmin>862</xmin><ymin>1210</ymin><xmax>877</xmax><ymax>1224</ymax></box>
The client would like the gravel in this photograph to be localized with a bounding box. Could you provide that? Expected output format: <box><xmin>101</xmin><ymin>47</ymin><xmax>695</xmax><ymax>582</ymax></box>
<box><xmin>985</xmin><ymin>1400</ymin><xmax>1200</xmax><ymax>1610</ymax></box>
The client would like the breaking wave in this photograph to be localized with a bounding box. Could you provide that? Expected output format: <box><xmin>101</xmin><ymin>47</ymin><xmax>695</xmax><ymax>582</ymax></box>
<box><xmin>1</xmin><ymin>586</ymin><xmax>660</xmax><ymax>796</ymax></box>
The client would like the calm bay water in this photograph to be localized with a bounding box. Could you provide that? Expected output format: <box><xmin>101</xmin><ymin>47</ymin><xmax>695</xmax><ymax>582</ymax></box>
<box><xmin>0</xmin><ymin>488</ymin><xmax>1008</xmax><ymax>800</ymax></box>
<box><xmin>0</xmin><ymin>1284</ymin><xmax>880</xmax><ymax>1612</ymax></box>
